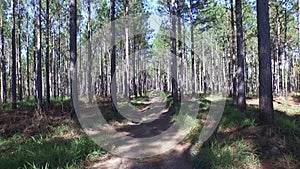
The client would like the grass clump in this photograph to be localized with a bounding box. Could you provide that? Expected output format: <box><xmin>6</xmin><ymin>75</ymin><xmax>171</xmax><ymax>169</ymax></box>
<box><xmin>0</xmin><ymin>133</ymin><xmax>105</xmax><ymax>169</ymax></box>
<box><xmin>194</xmin><ymin>138</ymin><xmax>259</xmax><ymax>169</ymax></box>
<box><xmin>275</xmin><ymin>114</ymin><xmax>300</xmax><ymax>136</ymax></box>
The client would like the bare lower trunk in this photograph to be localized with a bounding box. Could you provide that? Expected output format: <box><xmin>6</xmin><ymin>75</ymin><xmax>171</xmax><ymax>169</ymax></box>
<box><xmin>257</xmin><ymin>0</ymin><xmax>274</xmax><ymax>125</ymax></box>
<box><xmin>236</xmin><ymin>0</ymin><xmax>246</xmax><ymax>111</ymax></box>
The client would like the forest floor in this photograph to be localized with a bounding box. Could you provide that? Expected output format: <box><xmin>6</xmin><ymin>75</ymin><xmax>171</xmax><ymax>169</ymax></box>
<box><xmin>0</xmin><ymin>94</ymin><xmax>300</xmax><ymax>168</ymax></box>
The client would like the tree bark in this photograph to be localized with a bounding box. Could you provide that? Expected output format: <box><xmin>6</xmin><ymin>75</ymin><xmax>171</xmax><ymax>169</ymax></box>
<box><xmin>37</xmin><ymin>0</ymin><xmax>43</xmax><ymax>110</ymax></box>
<box><xmin>0</xmin><ymin>6</ymin><xmax>6</xmax><ymax>103</ymax></box>
<box><xmin>124</xmin><ymin>0</ymin><xmax>129</xmax><ymax>100</ymax></box>
<box><xmin>283</xmin><ymin>6</ymin><xmax>288</xmax><ymax>97</ymax></box>
<box><xmin>171</xmin><ymin>0</ymin><xmax>178</xmax><ymax>106</ymax></box>
<box><xmin>110</xmin><ymin>0</ymin><xmax>117</xmax><ymax>111</ymax></box>
<box><xmin>11</xmin><ymin>0</ymin><xmax>17</xmax><ymax>109</ymax></box>
<box><xmin>190</xmin><ymin>0</ymin><xmax>195</xmax><ymax>95</ymax></box>
<box><xmin>177</xmin><ymin>0</ymin><xmax>182</xmax><ymax>95</ymax></box>
<box><xmin>87</xmin><ymin>0</ymin><xmax>92</xmax><ymax>103</ymax></box>
<box><xmin>26</xmin><ymin>12</ymin><xmax>30</xmax><ymax>99</ymax></box>
<box><xmin>231</xmin><ymin>0</ymin><xmax>237</xmax><ymax>105</ymax></box>
<box><xmin>57</xmin><ymin>15</ymin><xmax>61</xmax><ymax>98</ymax></box>
<box><xmin>17</xmin><ymin>0</ymin><xmax>22</xmax><ymax>101</ymax></box>
<box><xmin>236</xmin><ymin>0</ymin><xmax>246</xmax><ymax>111</ymax></box>
<box><xmin>275</xmin><ymin>1</ymin><xmax>282</xmax><ymax>95</ymax></box>
<box><xmin>257</xmin><ymin>0</ymin><xmax>274</xmax><ymax>125</ymax></box>
<box><xmin>45</xmin><ymin>0</ymin><xmax>50</xmax><ymax>104</ymax></box>
<box><xmin>70</xmin><ymin>0</ymin><xmax>78</xmax><ymax>117</ymax></box>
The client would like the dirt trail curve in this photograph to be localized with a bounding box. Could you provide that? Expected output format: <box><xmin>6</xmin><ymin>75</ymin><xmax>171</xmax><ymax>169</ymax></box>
<box><xmin>86</xmin><ymin>93</ymin><xmax>196</xmax><ymax>169</ymax></box>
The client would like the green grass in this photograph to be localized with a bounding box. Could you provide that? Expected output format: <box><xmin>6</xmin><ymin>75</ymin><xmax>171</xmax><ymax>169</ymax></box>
<box><xmin>274</xmin><ymin>102</ymin><xmax>300</xmax><ymax>116</ymax></box>
<box><xmin>191</xmin><ymin>98</ymin><xmax>300</xmax><ymax>169</ymax></box>
<box><xmin>275</xmin><ymin>113</ymin><xmax>300</xmax><ymax>136</ymax></box>
<box><xmin>0</xmin><ymin>97</ymin><xmax>71</xmax><ymax>112</ymax></box>
<box><xmin>0</xmin><ymin>131</ymin><xmax>105</xmax><ymax>169</ymax></box>
<box><xmin>194</xmin><ymin>138</ymin><xmax>260</xmax><ymax>169</ymax></box>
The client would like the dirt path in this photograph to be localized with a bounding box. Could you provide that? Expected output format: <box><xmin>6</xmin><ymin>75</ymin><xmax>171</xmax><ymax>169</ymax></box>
<box><xmin>87</xmin><ymin>143</ymin><xmax>194</xmax><ymax>169</ymax></box>
<box><xmin>85</xmin><ymin>94</ymin><xmax>195</xmax><ymax>169</ymax></box>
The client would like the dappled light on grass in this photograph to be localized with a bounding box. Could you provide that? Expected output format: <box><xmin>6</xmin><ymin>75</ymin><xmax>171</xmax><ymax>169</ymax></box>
<box><xmin>192</xmin><ymin>98</ymin><xmax>300</xmax><ymax>169</ymax></box>
<box><xmin>1</xmin><ymin>95</ymin><xmax>300</xmax><ymax>168</ymax></box>
<box><xmin>0</xmin><ymin>99</ymin><xmax>105</xmax><ymax>169</ymax></box>
<box><xmin>0</xmin><ymin>133</ymin><xmax>105</xmax><ymax>169</ymax></box>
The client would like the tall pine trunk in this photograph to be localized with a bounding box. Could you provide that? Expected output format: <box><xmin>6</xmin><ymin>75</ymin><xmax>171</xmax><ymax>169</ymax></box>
<box><xmin>171</xmin><ymin>0</ymin><xmax>178</xmax><ymax>106</ymax></box>
<box><xmin>110</xmin><ymin>0</ymin><xmax>116</xmax><ymax>111</ymax></box>
<box><xmin>87</xmin><ymin>0</ymin><xmax>92</xmax><ymax>103</ymax></box>
<box><xmin>257</xmin><ymin>0</ymin><xmax>274</xmax><ymax>125</ymax></box>
<box><xmin>236</xmin><ymin>0</ymin><xmax>246</xmax><ymax>111</ymax></box>
<box><xmin>11</xmin><ymin>0</ymin><xmax>17</xmax><ymax>109</ymax></box>
<box><xmin>26</xmin><ymin>12</ymin><xmax>30</xmax><ymax>99</ymax></box>
<box><xmin>231</xmin><ymin>0</ymin><xmax>237</xmax><ymax>105</ymax></box>
<box><xmin>57</xmin><ymin>15</ymin><xmax>61</xmax><ymax>98</ymax></box>
<box><xmin>276</xmin><ymin>1</ymin><xmax>282</xmax><ymax>95</ymax></box>
<box><xmin>190</xmin><ymin>0</ymin><xmax>195</xmax><ymax>95</ymax></box>
<box><xmin>70</xmin><ymin>0</ymin><xmax>78</xmax><ymax>118</ymax></box>
<box><xmin>45</xmin><ymin>0</ymin><xmax>50</xmax><ymax>104</ymax></box>
<box><xmin>37</xmin><ymin>0</ymin><xmax>43</xmax><ymax>110</ymax></box>
<box><xmin>17</xmin><ymin>0</ymin><xmax>22</xmax><ymax>101</ymax></box>
<box><xmin>124</xmin><ymin>0</ymin><xmax>129</xmax><ymax>100</ymax></box>
<box><xmin>177</xmin><ymin>0</ymin><xmax>183</xmax><ymax>96</ymax></box>
<box><xmin>0</xmin><ymin>6</ymin><xmax>6</xmax><ymax>103</ymax></box>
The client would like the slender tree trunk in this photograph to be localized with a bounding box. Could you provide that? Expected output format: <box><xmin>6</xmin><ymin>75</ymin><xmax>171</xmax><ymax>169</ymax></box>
<box><xmin>0</xmin><ymin>8</ymin><xmax>6</xmax><ymax>103</ymax></box>
<box><xmin>11</xmin><ymin>0</ymin><xmax>17</xmax><ymax>109</ymax></box>
<box><xmin>57</xmin><ymin>16</ymin><xmax>61</xmax><ymax>98</ymax></box>
<box><xmin>231</xmin><ymin>0</ymin><xmax>237</xmax><ymax>105</ymax></box>
<box><xmin>37</xmin><ymin>0</ymin><xmax>43</xmax><ymax>110</ymax></box>
<box><xmin>190</xmin><ymin>0</ymin><xmax>195</xmax><ymax>95</ymax></box>
<box><xmin>52</xmin><ymin>32</ymin><xmax>56</xmax><ymax>98</ymax></box>
<box><xmin>26</xmin><ymin>14</ymin><xmax>30</xmax><ymax>99</ymax></box>
<box><xmin>184</xmin><ymin>27</ymin><xmax>188</xmax><ymax>94</ymax></box>
<box><xmin>257</xmin><ymin>0</ymin><xmax>274</xmax><ymax>125</ymax></box>
<box><xmin>17</xmin><ymin>0</ymin><xmax>22</xmax><ymax>101</ymax></box>
<box><xmin>210</xmin><ymin>42</ymin><xmax>214</xmax><ymax>93</ymax></box>
<box><xmin>105</xmin><ymin>42</ymin><xmax>108</xmax><ymax>96</ymax></box>
<box><xmin>222</xmin><ymin>38</ymin><xmax>226</xmax><ymax>94</ymax></box>
<box><xmin>202</xmin><ymin>41</ymin><xmax>206</xmax><ymax>94</ymax></box>
<box><xmin>124</xmin><ymin>0</ymin><xmax>129</xmax><ymax>100</ymax></box>
<box><xmin>275</xmin><ymin>1</ymin><xmax>283</xmax><ymax>95</ymax></box>
<box><xmin>110</xmin><ymin>0</ymin><xmax>117</xmax><ymax>111</ymax></box>
<box><xmin>33</xmin><ymin>19</ymin><xmax>36</xmax><ymax>99</ymax></box>
<box><xmin>70</xmin><ymin>0</ymin><xmax>78</xmax><ymax>117</ymax></box>
<box><xmin>87</xmin><ymin>0</ymin><xmax>92</xmax><ymax>103</ymax></box>
<box><xmin>45</xmin><ymin>0</ymin><xmax>50</xmax><ymax>104</ymax></box>
<box><xmin>133</xmin><ymin>37</ymin><xmax>137</xmax><ymax>98</ymax></box>
<box><xmin>177</xmin><ymin>0</ymin><xmax>183</xmax><ymax>95</ymax></box>
<box><xmin>171</xmin><ymin>0</ymin><xmax>178</xmax><ymax>106</ymax></box>
<box><xmin>236</xmin><ymin>0</ymin><xmax>246</xmax><ymax>111</ymax></box>
<box><xmin>283</xmin><ymin>6</ymin><xmax>288</xmax><ymax>97</ymax></box>
<box><xmin>244</xmin><ymin>43</ymin><xmax>248</xmax><ymax>94</ymax></box>
<box><xmin>100</xmin><ymin>43</ymin><xmax>104</xmax><ymax>96</ymax></box>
